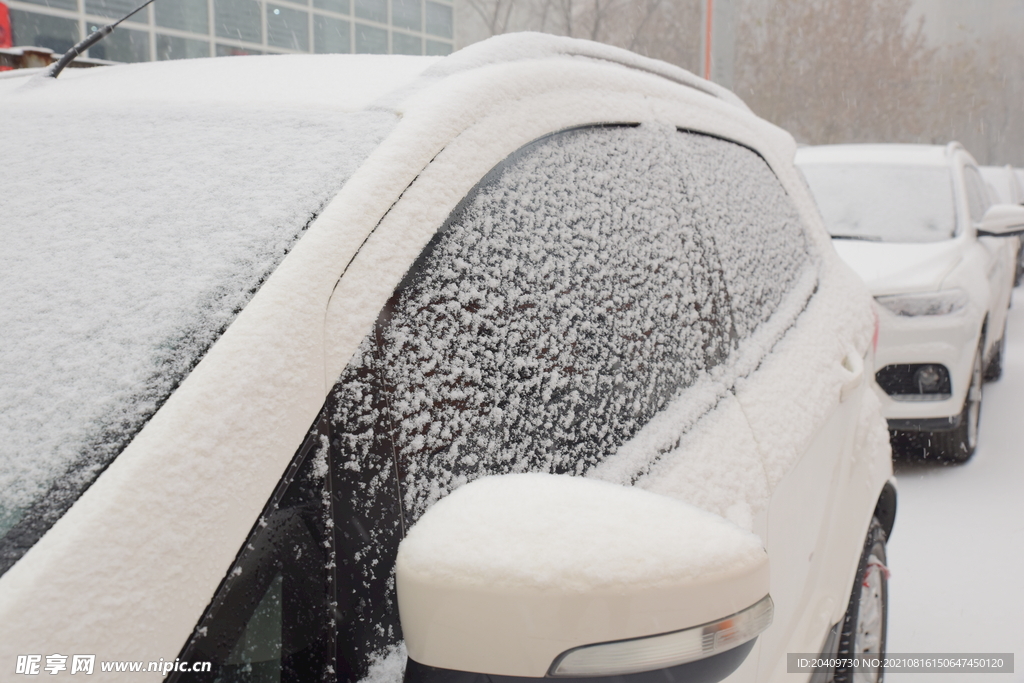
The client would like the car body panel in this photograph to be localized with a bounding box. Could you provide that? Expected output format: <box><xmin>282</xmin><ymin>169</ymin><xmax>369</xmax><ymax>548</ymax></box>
<box><xmin>831</xmin><ymin>240</ymin><xmax>964</xmax><ymax>295</ymax></box>
<box><xmin>980</xmin><ymin>164</ymin><xmax>1024</xmax><ymax>205</ymax></box>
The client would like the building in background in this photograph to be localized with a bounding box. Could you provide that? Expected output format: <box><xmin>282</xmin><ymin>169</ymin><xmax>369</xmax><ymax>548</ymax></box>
<box><xmin>6</xmin><ymin>0</ymin><xmax>453</xmax><ymax>61</ymax></box>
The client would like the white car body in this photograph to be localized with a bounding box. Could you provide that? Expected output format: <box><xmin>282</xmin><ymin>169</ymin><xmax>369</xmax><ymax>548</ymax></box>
<box><xmin>981</xmin><ymin>164</ymin><xmax>1024</xmax><ymax>205</ymax></box>
<box><xmin>0</xmin><ymin>34</ymin><xmax>892</xmax><ymax>683</ymax></box>
<box><xmin>980</xmin><ymin>164</ymin><xmax>1024</xmax><ymax>284</ymax></box>
<box><xmin>797</xmin><ymin>144</ymin><xmax>1018</xmax><ymax>459</ymax></box>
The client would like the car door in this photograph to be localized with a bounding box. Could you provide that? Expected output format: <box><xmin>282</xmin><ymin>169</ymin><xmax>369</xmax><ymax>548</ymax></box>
<box><xmin>963</xmin><ymin>163</ymin><xmax>1012</xmax><ymax>351</ymax></box>
<box><xmin>170</xmin><ymin>121</ymin><xmax>791</xmax><ymax>683</ymax></box>
<box><xmin>373</xmin><ymin>123</ymin><xmax>882</xmax><ymax>683</ymax></box>
<box><xmin>726</xmin><ymin>187</ymin><xmax>877</xmax><ymax>678</ymax></box>
<box><xmin>361</xmin><ymin>122</ymin><xmax>797</xmax><ymax>683</ymax></box>
<box><xmin>374</xmin><ymin>125</ymin><xmax>757</xmax><ymax>532</ymax></box>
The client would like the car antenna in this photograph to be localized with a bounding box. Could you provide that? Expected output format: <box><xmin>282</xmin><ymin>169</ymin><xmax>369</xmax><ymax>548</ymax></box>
<box><xmin>45</xmin><ymin>0</ymin><xmax>158</xmax><ymax>79</ymax></box>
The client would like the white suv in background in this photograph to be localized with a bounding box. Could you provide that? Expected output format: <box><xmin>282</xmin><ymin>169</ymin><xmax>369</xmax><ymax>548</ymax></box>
<box><xmin>798</xmin><ymin>144</ymin><xmax>1024</xmax><ymax>462</ymax></box>
<box><xmin>1</xmin><ymin>34</ymin><xmax>893</xmax><ymax>683</ymax></box>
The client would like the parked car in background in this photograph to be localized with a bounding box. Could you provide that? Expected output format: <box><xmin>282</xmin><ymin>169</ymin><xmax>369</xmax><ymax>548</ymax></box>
<box><xmin>980</xmin><ymin>164</ymin><xmax>1024</xmax><ymax>284</ymax></box>
<box><xmin>797</xmin><ymin>143</ymin><xmax>1024</xmax><ymax>462</ymax></box>
<box><xmin>1</xmin><ymin>33</ymin><xmax>894</xmax><ymax>683</ymax></box>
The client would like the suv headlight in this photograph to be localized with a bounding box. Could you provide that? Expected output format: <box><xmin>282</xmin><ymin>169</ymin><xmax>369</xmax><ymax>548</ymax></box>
<box><xmin>875</xmin><ymin>289</ymin><xmax>969</xmax><ymax>317</ymax></box>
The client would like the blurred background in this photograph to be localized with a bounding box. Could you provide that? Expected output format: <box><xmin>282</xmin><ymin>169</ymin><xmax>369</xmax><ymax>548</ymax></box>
<box><xmin>456</xmin><ymin>0</ymin><xmax>1024</xmax><ymax>166</ymax></box>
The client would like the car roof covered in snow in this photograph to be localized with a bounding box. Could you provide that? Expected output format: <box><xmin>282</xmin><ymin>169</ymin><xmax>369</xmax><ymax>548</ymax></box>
<box><xmin>0</xmin><ymin>32</ymin><xmax>748</xmax><ymax>112</ymax></box>
<box><xmin>796</xmin><ymin>143</ymin><xmax>957</xmax><ymax>167</ymax></box>
<box><xmin>0</xmin><ymin>53</ymin><xmax>441</xmax><ymax>109</ymax></box>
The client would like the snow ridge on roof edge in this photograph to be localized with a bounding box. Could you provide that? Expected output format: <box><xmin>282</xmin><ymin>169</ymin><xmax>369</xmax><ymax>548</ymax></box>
<box><xmin>422</xmin><ymin>33</ymin><xmax>750</xmax><ymax>112</ymax></box>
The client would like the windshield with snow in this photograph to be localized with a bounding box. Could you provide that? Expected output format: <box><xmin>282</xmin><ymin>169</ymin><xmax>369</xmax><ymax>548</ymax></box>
<box><xmin>0</xmin><ymin>103</ymin><xmax>396</xmax><ymax>576</ymax></box>
<box><xmin>799</xmin><ymin>164</ymin><xmax>957</xmax><ymax>243</ymax></box>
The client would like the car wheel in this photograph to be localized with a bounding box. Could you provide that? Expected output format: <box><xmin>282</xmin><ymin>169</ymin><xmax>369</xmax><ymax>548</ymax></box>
<box><xmin>984</xmin><ymin>322</ymin><xmax>1007</xmax><ymax>381</ymax></box>
<box><xmin>834</xmin><ymin>518</ymin><xmax>888</xmax><ymax>683</ymax></box>
<box><xmin>929</xmin><ymin>344</ymin><xmax>983</xmax><ymax>463</ymax></box>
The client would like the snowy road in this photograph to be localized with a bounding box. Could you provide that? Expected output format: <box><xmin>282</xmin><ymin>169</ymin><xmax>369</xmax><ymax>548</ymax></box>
<box><xmin>886</xmin><ymin>290</ymin><xmax>1024</xmax><ymax>682</ymax></box>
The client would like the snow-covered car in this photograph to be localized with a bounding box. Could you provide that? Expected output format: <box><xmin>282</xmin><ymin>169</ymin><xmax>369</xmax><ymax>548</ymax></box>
<box><xmin>980</xmin><ymin>164</ymin><xmax>1024</xmax><ymax>284</ymax></box>
<box><xmin>0</xmin><ymin>34</ymin><xmax>894</xmax><ymax>683</ymax></box>
<box><xmin>797</xmin><ymin>144</ymin><xmax>1024</xmax><ymax>462</ymax></box>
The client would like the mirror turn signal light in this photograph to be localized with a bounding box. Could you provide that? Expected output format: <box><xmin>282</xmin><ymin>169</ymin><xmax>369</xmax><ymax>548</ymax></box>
<box><xmin>549</xmin><ymin>595</ymin><xmax>774</xmax><ymax>677</ymax></box>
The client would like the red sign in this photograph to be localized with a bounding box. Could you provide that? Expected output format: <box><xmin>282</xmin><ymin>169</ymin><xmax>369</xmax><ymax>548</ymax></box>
<box><xmin>0</xmin><ymin>2</ymin><xmax>12</xmax><ymax>49</ymax></box>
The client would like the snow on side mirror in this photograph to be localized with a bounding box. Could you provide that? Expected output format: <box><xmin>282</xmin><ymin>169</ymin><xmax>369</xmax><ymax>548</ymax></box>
<box><xmin>397</xmin><ymin>474</ymin><xmax>771</xmax><ymax>683</ymax></box>
<box><xmin>976</xmin><ymin>203</ymin><xmax>1024</xmax><ymax>237</ymax></box>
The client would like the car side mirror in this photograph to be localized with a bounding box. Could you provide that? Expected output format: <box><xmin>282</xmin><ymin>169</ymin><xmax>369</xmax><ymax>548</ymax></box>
<box><xmin>976</xmin><ymin>203</ymin><xmax>1024</xmax><ymax>237</ymax></box>
<box><xmin>397</xmin><ymin>474</ymin><xmax>772</xmax><ymax>683</ymax></box>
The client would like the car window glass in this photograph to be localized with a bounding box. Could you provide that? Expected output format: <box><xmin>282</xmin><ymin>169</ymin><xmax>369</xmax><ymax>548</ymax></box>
<box><xmin>373</xmin><ymin>124</ymin><xmax>742</xmax><ymax>526</ymax></box>
<box><xmin>964</xmin><ymin>165</ymin><xmax>991</xmax><ymax>223</ymax></box>
<box><xmin>172</xmin><ymin>340</ymin><xmax>405</xmax><ymax>683</ymax></box>
<box><xmin>682</xmin><ymin>133</ymin><xmax>811</xmax><ymax>339</ymax></box>
<box><xmin>799</xmin><ymin>163</ymin><xmax>957</xmax><ymax>242</ymax></box>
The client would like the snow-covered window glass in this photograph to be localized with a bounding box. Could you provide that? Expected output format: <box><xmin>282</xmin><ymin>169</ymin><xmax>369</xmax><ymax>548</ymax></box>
<box><xmin>375</xmin><ymin>124</ymin><xmax>748</xmax><ymax>525</ymax></box>
<box><xmin>0</xmin><ymin>105</ymin><xmax>396</xmax><ymax>577</ymax></box>
<box><xmin>684</xmin><ymin>133</ymin><xmax>811</xmax><ymax>338</ymax></box>
<box><xmin>173</xmin><ymin>124</ymin><xmax>813</xmax><ymax>683</ymax></box>
<box><xmin>175</xmin><ymin>342</ymin><xmax>405</xmax><ymax>683</ymax></box>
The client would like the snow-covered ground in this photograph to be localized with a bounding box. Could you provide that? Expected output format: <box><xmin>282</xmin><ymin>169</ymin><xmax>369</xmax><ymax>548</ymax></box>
<box><xmin>887</xmin><ymin>289</ymin><xmax>1024</xmax><ymax>682</ymax></box>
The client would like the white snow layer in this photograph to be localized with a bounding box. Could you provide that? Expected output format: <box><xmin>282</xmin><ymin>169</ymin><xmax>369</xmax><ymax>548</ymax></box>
<box><xmin>414</xmin><ymin>32</ymin><xmax>749</xmax><ymax>112</ymax></box>
<box><xmin>0</xmin><ymin>102</ymin><xmax>396</xmax><ymax>530</ymax></box>
<box><xmin>1</xmin><ymin>53</ymin><xmax>438</xmax><ymax>112</ymax></box>
<box><xmin>398</xmin><ymin>473</ymin><xmax>766</xmax><ymax>592</ymax></box>
<box><xmin>360</xmin><ymin>642</ymin><xmax>409</xmax><ymax>683</ymax></box>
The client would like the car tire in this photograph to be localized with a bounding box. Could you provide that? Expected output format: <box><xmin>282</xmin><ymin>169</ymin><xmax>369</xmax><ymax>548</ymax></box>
<box><xmin>984</xmin><ymin>322</ymin><xmax>1007</xmax><ymax>382</ymax></box>
<box><xmin>927</xmin><ymin>344</ymin><xmax>983</xmax><ymax>463</ymax></box>
<box><xmin>834</xmin><ymin>518</ymin><xmax>888</xmax><ymax>683</ymax></box>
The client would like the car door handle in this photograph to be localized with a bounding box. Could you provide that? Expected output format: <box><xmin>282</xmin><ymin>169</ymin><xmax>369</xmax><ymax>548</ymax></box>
<box><xmin>839</xmin><ymin>346</ymin><xmax>865</xmax><ymax>402</ymax></box>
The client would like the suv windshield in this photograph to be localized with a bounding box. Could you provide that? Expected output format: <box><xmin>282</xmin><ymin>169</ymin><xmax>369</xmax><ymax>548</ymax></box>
<box><xmin>0</xmin><ymin>102</ymin><xmax>396</xmax><ymax>575</ymax></box>
<box><xmin>799</xmin><ymin>163</ymin><xmax>957</xmax><ymax>243</ymax></box>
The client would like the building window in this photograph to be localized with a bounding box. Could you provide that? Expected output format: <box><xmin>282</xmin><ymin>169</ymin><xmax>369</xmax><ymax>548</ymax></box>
<box><xmin>267</xmin><ymin>4</ymin><xmax>310</xmax><ymax>50</ymax></box>
<box><xmin>391</xmin><ymin>0</ymin><xmax>419</xmax><ymax>31</ymax></box>
<box><xmin>215</xmin><ymin>0</ymin><xmax>262</xmax><ymax>43</ymax></box>
<box><xmin>85</xmin><ymin>0</ymin><xmax>140</xmax><ymax>19</ymax></box>
<box><xmin>354</xmin><ymin>0</ymin><xmax>386</xmax><ymax>24</ymax></box>
<box><xmin>8</xmin><ymin>0</ymin><xmax>448</xmax><ymax>62</ymax></box>
<box><xmin>87</xmin><ymin>23</ymin><xmax>149</xmax><ymax>62</ymax></box>
<box><xmin>314</xmin><ymin>14</ymin><xmax>351</xmax><ymax>53</ymax></box>
<box><xmin>314</xmin><ymin>0</ymin><xmax>350</xmax><ymax>15</ymax></box>
<box><xmin>354</xmin><ymin>22</ymin><xmax>386</xmax><ymax>53</ymax></box>
<box><xmin>425</xmin><ymin>38</ymin><xmax>450</xmax><ymax>55</ymax></box>
<box><xmin>10</xmin><ymin>9</ymin><xmax>78</xmax><ymax>52</ymax></box>
<box><xmin>157</xmin><ymin>34</ymin><xmax>211</xmax><ymax>60</ymax></box>
<box><xmin>155</xmin><ymin>0</ymin><xmax>210</xmax><ymax>34</ymax></box>
<box><xmin>424</xmin><ymin>0</ymin><xmax>450</xmax><ymax>38</ymax></box>
<box><xmin>391</xmin><ymin>30</ymin><xmax>420</xmax><ymax>54</ymax></box>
